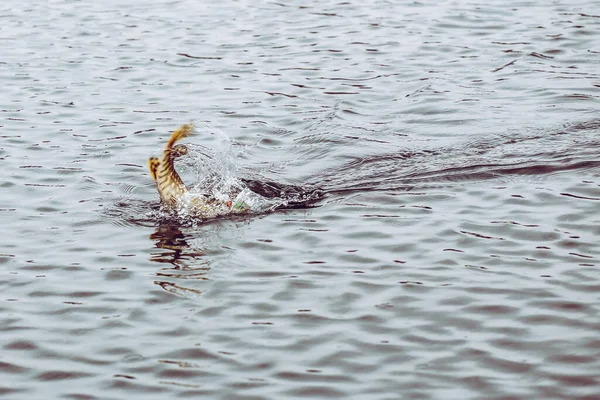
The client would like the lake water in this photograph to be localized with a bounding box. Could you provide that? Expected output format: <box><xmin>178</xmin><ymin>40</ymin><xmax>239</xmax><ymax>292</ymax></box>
<box><xmin>1</xmin><ymin>1</ymin><xmax>600</xmax><ymax>399</ymax></box>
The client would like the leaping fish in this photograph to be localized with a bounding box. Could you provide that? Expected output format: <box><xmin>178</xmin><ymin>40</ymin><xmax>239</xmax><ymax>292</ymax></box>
<box><xmin>148</xmin><ymin>124</ymin><xmax>249</xmax><ymax>219</ymax></box>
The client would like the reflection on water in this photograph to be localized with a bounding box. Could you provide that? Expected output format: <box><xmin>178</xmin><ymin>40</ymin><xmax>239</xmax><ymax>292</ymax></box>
<box><xmin>150</xmin><ymin>224</ymin><xmax>210</xmax><ymax>296</ymax></box>
<box><xmin>148</xmin><ymin>217</ymin><xmax>258</xmax><ymax>296</ymax></box>
<box><xmin>150</xmin><ymin>225</ymin><xmax>206</xmax><ymax>269</ymax></box>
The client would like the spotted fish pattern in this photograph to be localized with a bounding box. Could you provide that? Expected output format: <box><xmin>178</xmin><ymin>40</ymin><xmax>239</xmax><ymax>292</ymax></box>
<box><xmin>148</xmin><ymin>124</ymin><xmax>249</xmax><ymax>218</ymax></box>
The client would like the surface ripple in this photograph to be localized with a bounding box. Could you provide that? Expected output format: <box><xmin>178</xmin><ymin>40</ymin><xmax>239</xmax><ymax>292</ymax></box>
<box><xmin>1</xmin><ymin>0</ymin><xmax>600</xmax><ymax>399</ymax></box>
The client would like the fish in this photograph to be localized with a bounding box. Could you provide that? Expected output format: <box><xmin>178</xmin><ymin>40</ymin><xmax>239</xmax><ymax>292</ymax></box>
<box><xmin>148</xmin><ymin>124</ymin><xmax>249</xmax><ymax>218</ymax></box>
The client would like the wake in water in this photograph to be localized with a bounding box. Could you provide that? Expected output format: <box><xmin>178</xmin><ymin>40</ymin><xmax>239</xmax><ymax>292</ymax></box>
<box><xmin>106</xmin><ymin>117</ymin><xmax>600</xmax><ymax>228</ymax></box>
<box><xmin>302</xmin><ymin>118</ymin><xmax>600</xmax><ymax>194</ymax></box>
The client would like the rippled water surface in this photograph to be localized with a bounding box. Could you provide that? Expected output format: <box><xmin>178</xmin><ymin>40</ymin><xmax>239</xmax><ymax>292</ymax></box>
<box><xmin>2</xmin><ymin>1</ymin><xmax>600</xmax><ymax>399</ymax></box>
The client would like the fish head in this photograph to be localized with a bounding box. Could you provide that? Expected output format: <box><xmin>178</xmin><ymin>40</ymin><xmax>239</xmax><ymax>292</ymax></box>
<box><xmin>170</xmin><ymin>144</ymin><xmax>189</xmax><ymax>159</ymax></box>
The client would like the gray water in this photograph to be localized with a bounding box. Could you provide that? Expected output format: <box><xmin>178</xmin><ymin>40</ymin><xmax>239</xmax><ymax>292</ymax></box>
<box><xmin>1</xmin><ymin>1</ymin><xmax>600</xmax><ymax>399</ymax></box>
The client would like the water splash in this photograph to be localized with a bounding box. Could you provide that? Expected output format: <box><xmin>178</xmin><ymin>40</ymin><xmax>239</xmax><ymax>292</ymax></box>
<box><xmin>152</xmin><ymin>124</ymin><xmax>322</xmax><ymax>225</ymax></box>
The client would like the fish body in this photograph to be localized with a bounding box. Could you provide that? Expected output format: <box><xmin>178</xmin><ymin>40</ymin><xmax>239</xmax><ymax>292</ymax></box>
<box><xmin>148</xmin><ymin>124</ymin><xmax>249</xmax><ymax>218</ymax></box>
<box><xmin>148</xmin><ymin>124</ymin><xmax>193</xmax><ymax>206</ymax></box>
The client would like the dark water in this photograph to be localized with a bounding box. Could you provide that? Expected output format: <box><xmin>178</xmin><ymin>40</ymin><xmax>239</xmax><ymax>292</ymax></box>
<box><xmin>2</xmin><ymin>1</ymin><xmax>600</xmax><ymax>399</ymax></box>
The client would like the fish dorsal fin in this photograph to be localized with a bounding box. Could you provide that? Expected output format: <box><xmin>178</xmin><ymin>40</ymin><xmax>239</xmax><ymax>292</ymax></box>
<box><xmin>166</xmin><ymin>123</ymin><xmax>194</xmax><ymax>150</ymax></box>
<box><xmin>148</xmin><ymin>157</ymin><xmax>160</xmax><ymax>181</ymax></box>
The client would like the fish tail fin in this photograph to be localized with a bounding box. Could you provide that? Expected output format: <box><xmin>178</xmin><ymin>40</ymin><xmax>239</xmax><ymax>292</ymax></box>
<box><xmin>148</xmin><ymin>157</ymin><xmax>160</xmax><ymax>181</ymax></box>
<box><xmin>166</xmin><ymin>123</ymin><xmax>194</xmax><ymax>150</ymax></box>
